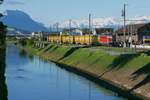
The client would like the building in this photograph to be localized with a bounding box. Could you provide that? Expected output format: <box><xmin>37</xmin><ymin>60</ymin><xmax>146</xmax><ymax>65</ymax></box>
<box><xmin>138</xmin><ymin>23</ymin><xmax>150</xmax><ymax>44</ymax></box>
<box><xmin>70</xmin><ymin>28</ymin><xmax>83</xmax><ymax>35</ymax></box>
<box><xmin>31</xmin><ymin>32</ymin><xmax>50</xmax><ymax>41</ymax></box>
<box><xmin>31</xmin><ymin>32</ymin><xmax>41</xmax><ymax>37</ymax></box>
<box><xmin>95</xmin><ymin>28</ymin><xmax>114</xmax><ymax>35</ymax></box>
<box><xmin>63</xmin><ymin>28</ymin><xmax>83</xmax><ymax>35</ymax></box>
<box><xmin>115</xmin><ymin>23</ymin><xmax>145</xmax><ymax>44</ymax></box>
<box><xmin>81</xmin><ymin>28</ymin><xmax>114</xmax><ymax>36</ymax></box>
<box><xmin>115</xmin><ymin>23</ymin><xmax>150</xmax><ymax>45</ymax></box>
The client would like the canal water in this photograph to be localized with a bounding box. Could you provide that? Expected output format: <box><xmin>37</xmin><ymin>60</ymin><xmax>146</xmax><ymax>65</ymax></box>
<box><xmin>5</xmin><ymin>45</ymin><xmax>126</xmax><ymax>100</ymax></box>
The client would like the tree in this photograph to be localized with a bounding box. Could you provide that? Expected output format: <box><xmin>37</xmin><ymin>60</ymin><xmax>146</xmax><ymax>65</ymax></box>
<box><xmin>0</xmin><ymin>1</ymin><xmax>8</xmax><ymax>100</ymax></box>
<box><xmin>0</xmin><ymin>0</ymin><xmax>3</xmax><ymax>4</ymax></box>
<box><xmin>0</xmin><ymin>0</ymin><xmax>6</xmax><ymax>47</ymax></box>
<box><xmin>19</xmin><ymin>38</ymin><xmax>27</xmax><ymax>46</ymax></box>
<box><xmin>0</xmin><ymin>22</ymin><xmax>7</xmax><ymax>46</ymax></box>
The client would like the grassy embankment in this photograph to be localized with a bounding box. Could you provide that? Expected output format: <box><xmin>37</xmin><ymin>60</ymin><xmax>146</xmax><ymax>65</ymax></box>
<box><xmin>23</xmin><ymin>43</ymin><xmax>150</xmax><ymax>99</ymax></box>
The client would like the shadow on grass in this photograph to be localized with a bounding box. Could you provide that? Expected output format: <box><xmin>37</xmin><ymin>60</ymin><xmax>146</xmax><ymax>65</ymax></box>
<box><xmin>99</xmin><ymin>53</ymin><xmax>141</xmax><ymax>77</ymax></box>
<box><xmin>129</xmin><ymin>63</ymin><xmax>150</xmax><ymax>92</ymax></box>
<box><xmin>58</xmin><ymin>47</ymin><xmax>80</xmax><ymax>61</ymax></box>
<box><xmin>99</xmin><ymin>50</ymin><xmax>150</xmax><ymax>92</ymax></box>
<box><xmin>108</xmin><ymin>51</ymin><xmax>150</xmax><ymax>69</ymax></box>
<box><xmin>108</xmin><ymin>53</ymin><xmax>141</xmax><ymax>69</ymax></box>
<box><xmin>143</xmin><ymin>51</ymin><xmax>150</xmax><ymax>56</ymax></box>
<box><xmin>51</xmin><ymin>46</ymin><xmax>59</xmax><ymax>52</ymax></box>
<box><xmin>43</xmin><ymin>45</ymin><xmax>54</xmax><ymax>52</ymax></box>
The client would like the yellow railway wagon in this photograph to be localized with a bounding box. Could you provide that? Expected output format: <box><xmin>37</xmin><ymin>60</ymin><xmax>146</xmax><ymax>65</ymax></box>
<box><xmin>74</xmin><ymin>36</ymin><xmax>80</xmax><ymax>44</ymax></box>
<box><xmin>144</xmin><ymin>39</ymin><xmax>150</xmax><ymax>43</ymax></box>
<box><xmin>74</xmin><ymin>35</ymin><xmax>98</xmax><ymax>45</ymax></box>
<box><xmin>47</xmin><ymin>35</ymin><xmax>53</xmax><ymax>42</ymax></box>
<box><xmin>84</xmin><ymin>35</ymin><xmax>98</xmax><ymax>45</ymax></box>
<box><xmin>69</xmin><ymin>36</ymin><xmax>74</xmax><ymax>44</ymax></box>
<box><xmin>48</xmin><ymin>35</ymin><xmax>61</xmax><ymax>43</ymax></box>
<box><xmin>54</xmin><ymin>35</ymin><xmax>61</xmax><ymax>43</ymax></box>
<box><xmin>92</xmin><ymin>35</ymin><xmax>97</xmax><ymax>44</ymax></box>
<box><xmin>48</xmin><ymin>35</ymin><xmax>54</xmax><ymax>43</ymax></box>
<box><xmin>61</xmin><ymin>35</ymin><xmax>74</xmax><ymax>44</ymax></box>
<box><xmin>48</xmin><ymin>35</ymin><xmax>98</xmax><ymax>45</ymax></box>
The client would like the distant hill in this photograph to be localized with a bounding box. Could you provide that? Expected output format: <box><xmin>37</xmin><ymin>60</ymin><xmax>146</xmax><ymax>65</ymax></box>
<box><xmin>0</xmin><ymin>10</ymin><xmax>49</xmax><ymax>32</ymax></box>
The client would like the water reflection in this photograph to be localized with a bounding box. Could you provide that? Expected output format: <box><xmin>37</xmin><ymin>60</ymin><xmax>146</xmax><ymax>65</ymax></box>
<box><xmin>19</xmin><ymin>49</ymin><xmax>34</xmax><ymax>62</ymax></box>
<box><xmin>6</xmin><ymin>45</ymin><xmax>125</xmax><ymax>100</ymax></box>
<box><xmin>28</xmin><ymin>54</ymin><xmax>34</xmax><ymax>62</ymax></box>
<box><xmin>19</xmin><ymin>49</ymin><xmax>27</xmax><ymax>58</ymax></box>
<box><xmin>0</xmin><ymin>47</ymin><xmax>8</xmax><ymax>100</ymax></box>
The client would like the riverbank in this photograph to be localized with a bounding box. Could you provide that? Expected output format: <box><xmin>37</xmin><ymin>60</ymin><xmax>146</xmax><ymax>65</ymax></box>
<box><xmin>22</xmin><ymin>44</ymin><xmax>150</xmax><ymax>100</ymax></box>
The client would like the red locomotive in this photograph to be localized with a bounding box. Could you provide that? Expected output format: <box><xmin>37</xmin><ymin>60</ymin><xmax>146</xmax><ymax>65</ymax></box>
<box><xmin>98</xmin><ymin>35</ymin><xmax>112</xmax><ymax>44</ymax></box>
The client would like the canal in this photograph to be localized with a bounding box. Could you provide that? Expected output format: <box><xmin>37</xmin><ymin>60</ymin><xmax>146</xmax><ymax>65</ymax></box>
<box><xmin>5</xmin><ymin>45</ymin><xmax>126</xmax><ymax>100</ymax></box>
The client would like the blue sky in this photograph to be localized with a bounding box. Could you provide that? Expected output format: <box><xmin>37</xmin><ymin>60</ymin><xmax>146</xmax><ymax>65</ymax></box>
<box><xmin>1</xmin><ymin>0</ymin><xmax>150</xmax><ymax>26</ymax></box>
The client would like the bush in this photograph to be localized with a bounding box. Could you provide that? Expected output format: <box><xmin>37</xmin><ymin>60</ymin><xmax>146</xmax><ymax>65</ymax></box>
<box><xmin>27</xmin><ymin>39</ymin><xmax>34</xmax><ymax>46</ymax></box>
<box><xmin>19</xmin><ymin>39</ymin><xmax>27</xmax><ymax>46</ymax></box>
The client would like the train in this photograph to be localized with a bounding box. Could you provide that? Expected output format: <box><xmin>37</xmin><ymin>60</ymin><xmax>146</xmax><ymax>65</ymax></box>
<box><xmin>47</xmin><ymin>34</ymin><xmax>113</xmax><ymax>45</ymax></box>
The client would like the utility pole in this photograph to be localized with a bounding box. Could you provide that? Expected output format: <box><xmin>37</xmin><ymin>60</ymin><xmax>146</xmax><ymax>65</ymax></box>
<box><xmin>122</xmin><ymin>4</ymin><xmax>127</xmax><ymax>48</ymax></box>
<box><xmin>89</xmin><ymin>13</ymin><xmax>92</xmax><ymax>34</ymax></box>
<box><xmin>56</xmin><ymin>22</ymin><xmax>59</xmax><ymax>33</ymax></box>
<box><xmin>55</xmin><ymin>22</ymin><xmax>59</xmax><ymax>44</ymax></box>
<box><xmin>69</xmin><ymin>19</ymin><xmax>72</xmax><ymax>35</ymax></box>
<box><xmin>125</xmin><ymin>19</ymin><xmax>146</xmax><ymax>51</ymax></box>
<box><xmin>129</xmin><ymin>23</ymin><xmax>133</xmax><ymax>48</ymax></box>
<box><xmin>49</xmin><ymin>25</ymin><xmax>52</xmax><ymax>32</ymax></box>
<box><xmin>89</xmin><ymin>13</ymin><xmax>92</xmax><ymax>45</ymax></box>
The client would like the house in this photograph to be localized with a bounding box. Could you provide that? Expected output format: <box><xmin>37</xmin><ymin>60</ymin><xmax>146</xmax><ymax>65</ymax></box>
<box><xmin>31</xmin><ymin>32</ymin><xmax>41</xmax><ymax>37</ymax></box>
<box><xmin>115</xmin><ymin>23</ymin><xmax>145</xmax><ymax>43</ymax></box>
<box><xmin>81</xmin><ymin>28</ymin><xmax>114</xmax><ymax>35</ymax></box>
<box><xmin>31</xmin><ymin>32</ymin><xmax>50</xmax><ymax>41</ymax></box>
<box><xmin>95</xmin><ymin>28</ymin><xmax>114</xmax><ymax>35</ymax></box>
<box><xmin>115</xmin><ymin>23</ymin><xmax>150</xmax><ymax>44</ymax></box>
<box><xmin>63</xmin><ymin>28</ymin><xmax>83</xmax><ymax>35</ymax></box>
<box><xmin>138</xmin><ymin>23</ymin><xmax>150</xmax><ymax>44</ymax></box>
<box><xmin>70</xmin><ymin>28</ymin><xmax>83</xmax><ymax>35</ymax></box>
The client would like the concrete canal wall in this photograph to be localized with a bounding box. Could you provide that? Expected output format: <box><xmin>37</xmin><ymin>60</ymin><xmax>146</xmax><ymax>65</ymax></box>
<box><xmin>23</xmin><ymin>44</ymin><xmax>150</xmax><ymax>100</ymax></box>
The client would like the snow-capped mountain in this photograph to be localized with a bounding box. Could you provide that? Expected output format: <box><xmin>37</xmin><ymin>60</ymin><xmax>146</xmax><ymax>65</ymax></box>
<box><xmin>129</xmin><ymin>16</ymin><xmax>150</xmax><ymax>24</ymax></box>
<box><xmin>0</xmin><ymin>10</ymin><xmax>49</xmax><ymax>32</ymax></box>
<box><xmin>58</xmin><ymin>17</ymin><xmax>120</xmax><ymax>28</ymax></box>
<box><xmin>56</xmin><ymin>16</ymin><xmax>150</xmax><ymax>29</ymax></box>
<box><xmin>1</xmin><ymin>10</ymin><xmax>150</xmax><ymax>32</ymax></box>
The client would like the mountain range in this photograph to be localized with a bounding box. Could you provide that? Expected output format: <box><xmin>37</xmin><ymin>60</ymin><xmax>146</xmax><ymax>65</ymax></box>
<box><xmin>58</xmin><ymin>16</ymin><xmax>150</xmax><ymax>29</ymax></box>
<box><xmin>0</xmin><ymin>10</ymin><xmax>49</xmax><ymax>32</ymax></box>
<box><xmin>1</xmin><ymin>10</ymin><xmax>150</xmax><ymax>33</ymax></box>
